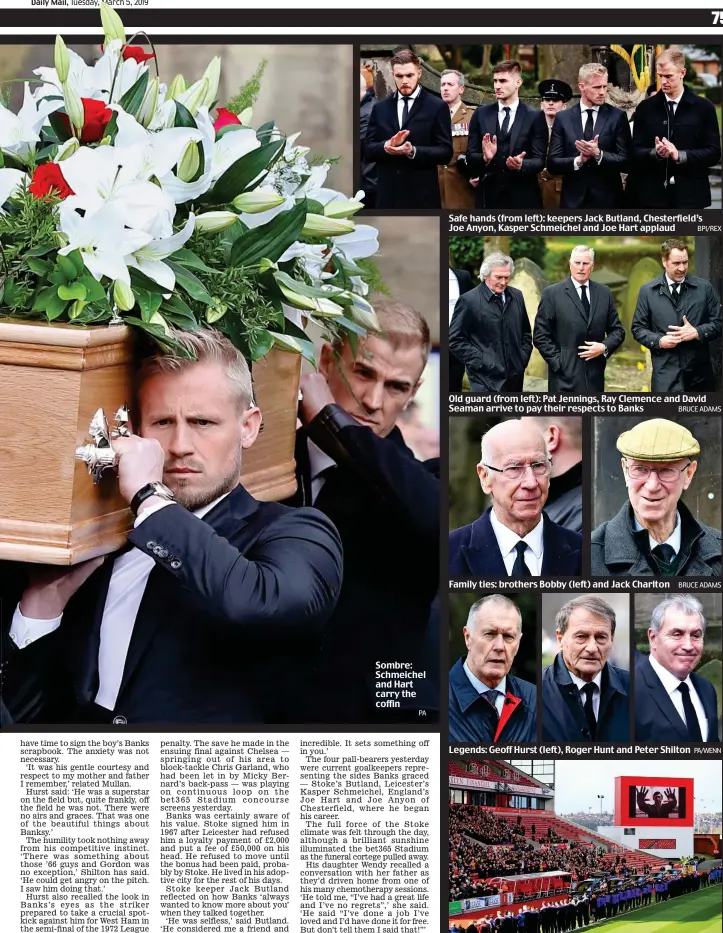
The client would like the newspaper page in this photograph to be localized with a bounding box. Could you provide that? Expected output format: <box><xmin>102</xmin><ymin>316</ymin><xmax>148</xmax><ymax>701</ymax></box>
<box><xmin>1</xmin><ymin>4</ymin><xmax>722</xmax><ymax>933</ymax></box>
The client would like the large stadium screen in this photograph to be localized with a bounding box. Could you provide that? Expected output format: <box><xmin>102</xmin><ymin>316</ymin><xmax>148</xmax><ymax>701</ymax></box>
<box><xmin>614</xmin><ymin>776</ymin><xmax>695</xmax><ymax>827</ymax></box>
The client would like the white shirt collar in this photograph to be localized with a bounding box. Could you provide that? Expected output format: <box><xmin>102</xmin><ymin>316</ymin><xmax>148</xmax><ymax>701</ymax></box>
<box><xmin>463</xmin><ymin>660</ymin><xmax>506</xmax><ymax>698</ymax></box>
<box><xmin>489</xmin><ymin>509</ymin><xmax>544</xmax><ymax>559</ymax></box>
<box><xmin>399</xmin><ymin>86</ymin><xmax>421</xmax><ymax>101</ymax></box>
<box><xmin>308</xmin><ymin>438</ymin><xmax>336</xmax><ymax>482</ymax></box>
<box><xmin>499</xmin><ymin>99</ymin><xmax>519</xmax><ymax>114</ymax></box>
<box><xmin>649</xmin><ymin>652</ymin><xmax>693</xmax><ymax>690</ymax></box>
<box><xmin>665</xmin><ymin>275</ymin><xmax>683</xmax><ymax>290</ymax></box>
<box><xmin>567</xmin><ymin>666</ymin><xmax>603</xmax><ymax>692</ymax></box>
<box><xmin>580</xmin><ymin>102</ymin><xmax>600</xmax><ymax>113</ymax></box>
<box><xmin>571</xmin><ymin>276</ymin><xmax>591</xmax><ymax>295</ymax></box>
<box><xmin>633</xmin><ymin>510</ymin><xmax>682</xmax><ymax>556</ymax></box>
<box><xmin>665</xmin><ymin>91</ymin><xmax>684</xmax><ymax>106</ymax></box>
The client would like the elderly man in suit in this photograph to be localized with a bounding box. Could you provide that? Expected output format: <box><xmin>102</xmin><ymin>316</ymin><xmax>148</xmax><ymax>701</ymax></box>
<box><xmin>628</xmin><ymin>48</ymin><xmax>721</xmax><ymax>208</ymax></box>
<box><xmin>448</xmin><ymin>252</ymin><xmax>532</xmax><ymax>393</ymax></box>
<box><xmin>2</xmin><ymin>329</ymin><xmax>343</xmax><ymax>724</ymax></box>
<box><xmin>533</xmin><ymin>244</ymin><xmax>625</xmax><ymax>393</ymax></box>
<box><xmin>591</xmin><ymin>419</ymin><xmax>721</xmax><ymax>577</ymax></box>
<box><xmin>632</xmin><ymin>238</ymin><xmax>722</xmax><ymax>393</ymax></box>
<box><xmin>466</xmin><ymin>60</ymin><xmax>548</xmax><ymax>209</ymax></box>
<box><xmin>438</xmin><ymin>68</ymin><xmax>478</xmax><ymax>209</ymax></box>
<box><xmin>449</xmin><ymin>594</ymin><xmax>536</xmax><ymax>743</ymax></box>
<box><xmin>542</xmin><ymin>595</ymin><xmax>630</xmax><ymax>743</ymax></box>
<box><xmin>548</xmin><ymin>63</ymin><xmax>631</xmax><ymax>208</ymax></box>
<box><xmin>363</xmin><ymin>48</ymin><xmax>452</xmax><ymax>209</ymax></box>
<box><xmin>449</xmin><ymin>419</ymin><xmax>583</xmax><ymax>580</ymax></box>
<box><xmin>635</xmin><ymin>595</ymin><xmax>719</xmax><ymax>742</ymax></box>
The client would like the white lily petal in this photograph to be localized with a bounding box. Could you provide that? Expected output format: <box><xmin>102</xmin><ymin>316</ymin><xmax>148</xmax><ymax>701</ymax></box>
<box><xmin>126</xmin><ymin>255</ymin><xmax>176</xmax><ymax>292</ymax></box>
<box><xmin>0</xmin><ymin>168</ymin><xmax>26</xmax><ymax>212</ymax></box>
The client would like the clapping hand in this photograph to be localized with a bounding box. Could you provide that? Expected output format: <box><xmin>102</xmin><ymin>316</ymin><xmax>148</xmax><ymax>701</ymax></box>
<box><xmin>482</xmin><ymin>133</ymin><xmax>498</xmax><ymax>162</ymax></box>
<box><xmin>384</xmin><ymin>129</ymin><xmax>412</xmax><ymax>156</ymax></box>
<box><xmin>654</xmin><ymin>136</ymin><xmax>679</xmax><ymax>161</ymax></box>
<box><xmin>506</xmin><ymin>152</ymin><xmax>526</xmax><ymax>171</ymax></box>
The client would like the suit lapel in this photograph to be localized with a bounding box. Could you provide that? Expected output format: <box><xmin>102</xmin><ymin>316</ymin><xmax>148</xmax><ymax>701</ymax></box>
<box><xmin>402</xmin><ymin>88</ymin><xmax>425</xmax><ymax>130</ymax></box>
<box><xmin>461</xmin><ymin>511</ymin><xmax>508</xmax><ymax>578</ymax></box>
<box><xmin>484</xmin><ymin>104</ymin><xmax>498</xmax><ymax>139</ymax></box>
<box><xmin>588</xmin><ymin>281</ymin><xmax>600</xmax><ymax>328</ymax></box>
<box><xmin>571</xmin><ymin>103</ymin><xmax>584</xmax><ymax>141</ymax></box>
<box><xmin>540</xmin><ymin>515</ymin><xmax>579</xmax><ymax>576</ymax></box>
<box><xmin>114</xmin><ymin>485</ymin><xmax>259</xmax><ymax>704</ymax></box>
<box><xmin>594</xmin><ymin>103</ymin><xmax>611</xmax><ymax>141</ymax></box>
<box><xmin>564</xmin><ymin>280</ymin><xmax>589</xmax><ymax>325</ymax></box>
<box><xmin>508</xmin><ymin>102</ymin><xmax>525</xmax><ymax>154</ymax></box>
<box><xmin>74</xmin><ymin>558</ymin><xmax>116</xmax><ymax>705</ymax></box>
<box><xmin>640</xmin><ymin>658</ymin><xmax>689</xmax><ymax>740</ymax></box>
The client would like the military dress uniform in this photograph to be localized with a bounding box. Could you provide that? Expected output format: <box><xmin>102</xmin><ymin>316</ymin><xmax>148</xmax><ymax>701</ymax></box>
<box><xmin>537</xmin><ymin>78</ymin><xmax>572</xmax><ymax>210</ymax></box>
<box><xmin>439</xmin><ymin>100</ymin><xmax>477</xmax><ymax>209</ymax></box>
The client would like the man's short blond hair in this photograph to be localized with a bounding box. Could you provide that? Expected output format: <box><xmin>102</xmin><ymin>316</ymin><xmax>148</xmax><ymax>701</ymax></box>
<box><xmin>136</xmin><ymin>328</ymin><xmax>255</xmax><ymax>409</ymax></box>
<box><xmin>364</xmin><ymin>297</ymin><xmax>431</xmax><ymax>365</ymax></box>
<box><xmin>578</xmin><ymin>63</ymin><xmax>608</xmax><ymax>83</ymax></box>
<box><xmin>657</xmin><ymin>48</ymin><xmax>686</xmax><ymax>71</ymax></box>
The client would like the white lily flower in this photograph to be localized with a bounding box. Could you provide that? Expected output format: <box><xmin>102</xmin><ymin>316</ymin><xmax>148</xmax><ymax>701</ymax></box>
<box><xmin>201</xmin><ymin>57</ymin><xmax>221</xmax><ymax>108</ymax></box>
<box><xmin>349</xmin><ymin>274</ymin><xmax>370</xmax><ymax>297</ymax></box>
<box><xmin>232</xmin><ymin>188</ymin><xmax>286</xmax><ymax>214</ymax></box>
<box><xmin>158</xmin><ymin>106</ymin><xmax>215</xmax><ymax>202</ymax></box>
<box><xmin>0</xmin><ymin>83</ymin><xmax>59</xmax><ymax>164</ymax></box>
<box><xmin>277</xmin><ymin>242</ymin><xmax>329</xmax><ymax>282</ymax></box>
<box><xmin>0</xmin><ymin>168</ymin><xmax>26</xmax><ymax>213</ymax></box>
<box><xmin>126</xmin><ymin>214</ymin><xmax>196</xmax><ymax>292</ymax></box>
<box><xmin>331</xmin><ymin>224</ymin><xmax>380</xmax><ymax>261</ymax></box>
<box><xmin>237</xmin><ymin>191</ymin><xmax>294</xmax><ymax>230</ymax></box>
<box><xmin>295</xmin><ymin>163</ymin><xmax>331</xmax><ymax>197</ymax></box>
<box><xmin>58</xmin><ymin>201</ymin><xmax>153</xmax><ymax>284</ymax></box>
<box><xmin>112</xmin><ymin>107</ymin><xmax>202</xmax><ymax>180</ymax></box>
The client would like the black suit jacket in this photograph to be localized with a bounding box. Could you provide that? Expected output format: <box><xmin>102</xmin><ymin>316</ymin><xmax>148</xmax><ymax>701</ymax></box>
<box><xmin>628</xmin><ymin>87</ymin><xmax>722</xmax><ymax>208</ymax></box>
<box><xmin>467</xmin><ymin>101</ymin><xmax>547</xmax><ymax>208</ymax></box>
<box><xmin>449</xmin><ymin>283</ymin><xmax>532</xmax><ymax>392</ymax></box>
<box><xmin>449</xmin><ymin>269</ymin><xmax>475</xmax><ymax>392</ymax></box>
<box><xmin>634</xmin><ymin>653</ymin><xmax>719</xmax><ymax>743</ymax></box>
<box><xmin>284</xmin><ymin>404</ymin><xmax>440</xmax><ymax>722</ymax></box>
<box><xmin>0</xmin><ymin>487</ymin><xmax>342</xmax><ymax>724</ymax></box>
<box><xmin>363</xmin><ymin>88</ymin><xmax>453</xmax><ymax>208</ymax></box>
<box><xmin>449</xmin><ymin>508</ymin><xmax>582</xmax><ymax>580</ymax></box>
<box><xmin>542</xmin><ymin>652</ymin><xmax>630</xmax><ymax>743</ymax></box>
<box><xmin>548</xmin><ymin>103</ymin><xmax>631</xmax><ymax>208</ymax></box>
<box><xmin>533</xmin><ymin>278</ymin><xmax>625</xmax><ymax>393</ymax></box>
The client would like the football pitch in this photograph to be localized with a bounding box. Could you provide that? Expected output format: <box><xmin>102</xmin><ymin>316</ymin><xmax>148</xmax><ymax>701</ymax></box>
<box><xmin>593</xmin><ymin>886</ymin><xmax>721</xmax><ymax>932</ymax></box>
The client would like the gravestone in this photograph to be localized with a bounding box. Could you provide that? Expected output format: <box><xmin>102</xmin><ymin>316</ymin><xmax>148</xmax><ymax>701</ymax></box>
<box><xmin>509</xmin><ymin>257</ymin><xmax>549</xmax><ymax>384</ymax></box>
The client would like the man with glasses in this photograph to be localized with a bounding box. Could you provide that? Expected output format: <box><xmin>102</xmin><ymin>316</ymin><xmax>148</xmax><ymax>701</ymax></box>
<box><xmin>591</xmin><ymin>419</ymin><xmax>721</xmax><ymax>576</ymax></box>
<box><xmin>449</xmin><ymin>420</ymin><xmax>583</xmax><ymax>579</ymax></box>
<box><xmin>632</xmin><ymin>239</ymin><xmax>721</xmax><ymax>393</ymax></box>
<box><xmin>635</xmin><ymin>596</ymin><xmax>719</xmax><ymax>742</ymax></box>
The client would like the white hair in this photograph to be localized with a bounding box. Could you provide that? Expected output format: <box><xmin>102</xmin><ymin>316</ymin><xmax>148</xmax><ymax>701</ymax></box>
<box><xmin>650</xmin><ymin>596</ymin><xmax>707</xmax><ymax>635</ymax></box>
<box><xmin>466</xmin><ymin>594</ymin><xmax>522</xmax><ymax>634</ymax></box>
<box><xmin>480</xmin><ymin>252</ymin><xmax>514</xmax><ymax>280</ymax></box>
<box><xmin>570</xmin><ymin>244</ymin><xmax>595</xmax><ymax>262</ymax></box>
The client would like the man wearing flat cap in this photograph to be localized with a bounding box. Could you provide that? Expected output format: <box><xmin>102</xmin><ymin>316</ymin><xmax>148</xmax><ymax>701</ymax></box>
<box><xmin>591</xmin><ymin>419</ymin><xmax>721</xmax><ymax>576</ymax></box>
<box><xmin>537</xmin><ymin>78</ymin><xmax>573</xmax><ymax>210</ymax></box>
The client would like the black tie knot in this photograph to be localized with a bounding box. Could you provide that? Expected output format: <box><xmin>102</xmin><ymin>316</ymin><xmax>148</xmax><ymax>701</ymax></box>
<box><xmin>652</xmin><ymin>542</ymin><xmax>676</xmax><ymax>565</ymax></box>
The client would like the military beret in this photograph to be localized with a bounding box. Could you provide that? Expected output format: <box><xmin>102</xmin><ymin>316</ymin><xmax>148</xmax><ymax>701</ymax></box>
<box><xmin>616</xmin><ymin>419</ymin><xmax>700</xmax><ymax>461</ymax></box>
<box><xmin>538</xmin><ymin>79</ymin><xmax>573</xmax><ymax>102</ymax></box>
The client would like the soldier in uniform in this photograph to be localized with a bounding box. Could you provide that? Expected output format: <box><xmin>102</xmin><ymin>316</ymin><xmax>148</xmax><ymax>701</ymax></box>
<box><xmin>438</xmin><ymin>68</ymin><xmax>478</xmax><ymax>209</ymax></box>
<box><xmin>537</xmin><ymin>79</ymin><xmax>573</xmax><ymax>210</ymax></box>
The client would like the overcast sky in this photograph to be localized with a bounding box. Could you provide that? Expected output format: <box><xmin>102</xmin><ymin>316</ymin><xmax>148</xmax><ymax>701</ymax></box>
<box><xmin>555</xmin><ymin>760</ymin><xmax>722</xmax><ymax>813</ymax></box>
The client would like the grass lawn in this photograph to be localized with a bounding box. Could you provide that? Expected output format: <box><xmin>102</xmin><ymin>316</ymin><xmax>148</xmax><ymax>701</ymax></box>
<box><xmin>592</xmin><ymin>886</ymin><xmax>721</xmax><ymax>933</ymax></box>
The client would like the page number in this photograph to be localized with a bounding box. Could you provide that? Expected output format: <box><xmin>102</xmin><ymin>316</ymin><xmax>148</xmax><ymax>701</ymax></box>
<box><xmin>713</xmin><ymin>11</ymin><xmax>723</xmax><ymax>22</ymax></box>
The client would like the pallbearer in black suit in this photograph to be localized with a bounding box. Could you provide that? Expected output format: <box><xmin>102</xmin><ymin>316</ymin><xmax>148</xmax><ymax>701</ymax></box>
<box><xmin>448</xmin><ymin>252</ymin><xmax>532</xmax><ymax>393</ymax></box>
<box><xmin>635</xmin><ymin>596</ymin><xmax>719</xmax><ymax>743</ymax></box>
<box><xmin>363</xmin><ymin>49</ymin><xmax>452</xmax><ymax>209</ymax></box>
<box><xmin>628</xmin><ymin>48</ymin><xmax>721</xmax><ymax>208</ymax></box>
<box><xmin>533</xmin><ymin>245</ymin><xmax>625</xmax><ymax>393</ymax></box>
<box><xmin>548</xmin><ymin>63</ymin><xmax>631</xmax><ymax>209</ymax></box>
<box><xmin>449</xmin><ymin>420</ymin><xmax>583</xmax><ymax>580</ymax></box>
<box><xmin>466</xmin><ymin>60</ymin><xmax>547</xmax><ymax>209</ymax></box>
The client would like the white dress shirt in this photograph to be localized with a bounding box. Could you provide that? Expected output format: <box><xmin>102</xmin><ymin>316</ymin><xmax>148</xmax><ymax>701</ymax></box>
<box><xmin>574</xmin><ymin>103</ymin><xmax>603</xmax><ymax>170</ymax></box>
<box><xmin>308</xmin><ymin>439</ymin><xmax>337</xmax><ymax>503</ymax></box>
<box><xmin>11</xmin><ymin>493</ymin><xmax>229</xmax><ymax>711</ymax></box>
<box><xmin>463</xmin><ymin>662</ymin><xmax>507</xmax><ymax>716</ymax></box>
<box><xmin>449</xmin><ymin>267</ymin><xmax>461</xmax><ymax>323</ymax></box>
<box><xmin>634</xmin><ymin>510</ymin><xmax>682</xmax><ymax>556</ymax></box>
<box><xmin>497</xmin><ymin>99</ymin><xmax>519</xmax><ymax>129</ymax></box>
<box><xmin>489</xmin><ymin>510</ymin><xmax>544</xmax><ymax>576</ymax></box>
<box><xmin>665</xmin><ymin>274</ymin><xmax>684</xmax><ymax>300</ymax></box>
<box><xmin>571</xmin><ymin>277</ymin><xmax>592</xmax><ymax>303</ymax></box>
<box><xmin>396</xmin><ymin>85</ymin><xmax>421</xmax><ymax>129</ymax></box>
<box><xmin>567</xmin><ymin>667</ymin><xmax>603</xmax><ymax>720</ymax></box>
<box><xmin>648</xmin><ymin>653</ymin><xmax>708</xmax><ymax>741</ymax></box>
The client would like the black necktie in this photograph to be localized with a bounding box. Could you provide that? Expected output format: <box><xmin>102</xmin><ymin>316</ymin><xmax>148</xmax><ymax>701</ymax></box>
<box><xmin>583</xmin><ymin>108</ymin><xmax>595</xmax><ymax>141</ymax></box>
<box><xmin>581</xmin><ymin>682</ymin><xmax>597</xmax><ymax>738</ymax></box>
<box><xmin>677</xmin><ymin>682</ymin><xmax>703</xmax><ymax>742</ymax></box>
<box><xmin>401</xmin><ymin>94</ymin><xmax>411</xmax><ymax>125</ymax></box>
<box><xmin>666</xmin><ymin>99</ymin><xmax>676</xmax><ymax>135</ymax></box>
<box><xmin>500</xmin><ymin>106</ymin><xmax>511</xmax><ymax>138</ymax></box>
<box><xmin>483</xmin><ymin>688</ymin><xmax>501</xmax><ymax>718</ymax></box>
<box><xmin>670</xmin><ymin>282</ymin><xmax>680</xmax><ymax>307</ymax></box>
<box><xmin>652</xmin><ymin>542</ymin><xmax>676</xmax><ymax>565</ymax></box>
<box><xmin>580</xmin><ymin>284</ymin><xmax>591</xmax><ymax>319</ymax></box>
<box><xmin>511</xmin><ymin>540</ymin><xmax>530</xmax><ymax>577</ymax></box>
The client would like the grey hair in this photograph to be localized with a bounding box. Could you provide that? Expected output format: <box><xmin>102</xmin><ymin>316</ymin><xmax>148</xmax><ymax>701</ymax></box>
<box><xmin>137</xmin><ymin>327</ymin><xmax>255</xmax><ymax>409</ymax></box>
<box><xmin>650</xmin><ymin>596</ymin><xmax>707</xmax><ymax>635</ymax></box>
<box><xmin>480</xmin><ymin>252</ymin><xmax>514</xmax><ymax>281</ymax></box>
<box><xmin>441</xmin><ymin>68</ymin><xmax>466</xmax><ymax>86</ymax></box>
<box><xmin>570</xmin><ymin>244</ymin><xmax>595</xmax><ymax>262</ymax></box>
<box><xmin>466</xmin><ymin>594</ymin><xmax>522</xmax><ymax>635</ymax></box>
<box><xmin>556</xmin><ymin>595</ymin><xmax>617</xmax><ymax>636</ymax></box>
<box><xmin>480</xmin><ymin>420</ymin><xmax>550</xmax><ymax>467</ymax></box>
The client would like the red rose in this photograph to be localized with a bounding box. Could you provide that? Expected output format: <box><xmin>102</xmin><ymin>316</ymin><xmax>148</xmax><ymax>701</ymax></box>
<box><xmin>28</xmin><ymin>163</ymin><xmax>74</xmax><ymax>200</ymax></box>
<box><xmin>213</xmin><ymin>107</ymin><xmax>242</xmax><ymax>133</ymax></box>
<box><xmin>100</xmin><ymin>44</ymin><xmax>155</xmax><ymax>64</ymax></box>
<box><xmin>57</xmin><ymin>98</ymin><xmax>113</xmax><ymax>144</ymax></box>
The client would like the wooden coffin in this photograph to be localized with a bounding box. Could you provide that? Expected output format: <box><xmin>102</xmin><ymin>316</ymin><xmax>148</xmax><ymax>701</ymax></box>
<box><xmin>0</xmin><ymin>320</ymin><xmax>300</xmax><ymax>565</ymax></box>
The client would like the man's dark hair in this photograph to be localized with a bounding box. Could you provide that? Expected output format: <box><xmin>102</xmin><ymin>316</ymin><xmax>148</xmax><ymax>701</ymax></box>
<box><xmin>390</xmin><ymin>49</ymin><xmax>421</xmax><ymax>68</ymax></box>
<box><xmin>493</xmin><ymin>60</ymin><xmax>522</xmax><ymax>77</ymax></box>
<box><xmin>661</xmin><ymin>238</ymin><xmax>689</xmax><ymax>260</ymax></box>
